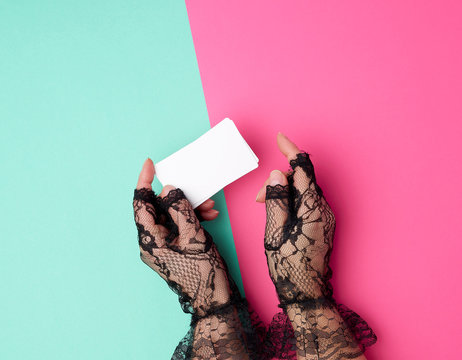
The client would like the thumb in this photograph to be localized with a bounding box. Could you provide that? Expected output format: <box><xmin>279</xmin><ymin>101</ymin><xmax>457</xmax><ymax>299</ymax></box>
<box><xmin>263</xmin><ymin>170</ymin><xmax>290</xmax><ymax>250</ymax></box>
<box><xmin>256</xmin><ymin>169</ymin><xmax>292</xmax><ymax>203</ymax></box>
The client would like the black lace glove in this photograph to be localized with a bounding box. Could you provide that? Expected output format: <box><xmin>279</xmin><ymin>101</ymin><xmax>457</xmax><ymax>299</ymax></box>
<box><xmin>263</xmin><ymin>147</ymin><xmax>377</xmax><ymax>359</ymax></box>
<box><xmin>133</xmin><ymin>186</ymin><xmax>261</xmax><ymax>359</ymax></box>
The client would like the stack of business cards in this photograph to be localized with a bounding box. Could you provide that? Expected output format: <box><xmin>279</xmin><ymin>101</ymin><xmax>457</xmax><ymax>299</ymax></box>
<box><xmin>154</xmin><ymin>118</ymin><xmax>259</xmax><ymax>208</ymax></box>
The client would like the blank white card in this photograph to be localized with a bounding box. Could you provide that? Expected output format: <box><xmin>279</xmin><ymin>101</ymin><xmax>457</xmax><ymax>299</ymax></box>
<box><xmin>154</xmin><ymin>118</ymin><xmax>259</xmax><ymax>208</ymax></box>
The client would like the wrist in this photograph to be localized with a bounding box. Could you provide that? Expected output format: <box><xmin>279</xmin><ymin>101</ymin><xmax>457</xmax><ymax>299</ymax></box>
<box><xmin>271</xmin><ymin>274</ymin><xmax>334</xmax><ymax>308</ymax></box>
<box><xmin>191</xmin><ymin>294</ymin><xmax>244</xmax><ymax>325</ymax></box>
<box><xmin>190</xmin><ymin>299</ymin><xmax>252</xmax><ymax>360</ymax></box>
<box><xmin>285</xmin><ymin>301</ymin><xmax>363</xmax><ymax>359</ymax></box>
<box><xmin>280</xmin><ymin>295</ymin><xmax>335</xmax><ymax>311</ymax></box>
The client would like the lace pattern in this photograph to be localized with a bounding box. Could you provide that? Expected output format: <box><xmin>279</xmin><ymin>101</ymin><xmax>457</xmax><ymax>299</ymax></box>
<box><xmin>134</xmin><ymin>187</ymin><xmax>261</xmax><ymax>359</ymax></box>
<box><xmin>133</xmin><ymin>151</ymin><xmax>377</xmax><ymax>359</ymax></box>
<box><xmin>263</xmin><ymin>152</ymin><xmax>377</xmax><ymax>359</ymax></box>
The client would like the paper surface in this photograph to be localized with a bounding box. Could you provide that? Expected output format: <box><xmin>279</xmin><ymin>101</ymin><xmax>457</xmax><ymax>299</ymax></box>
<box><xmin>154</xmin><ymin>118</ymin><xmax>259</xmax><ymax>208</ymax></box>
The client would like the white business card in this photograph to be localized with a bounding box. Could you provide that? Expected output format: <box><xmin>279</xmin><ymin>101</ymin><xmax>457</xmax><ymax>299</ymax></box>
<box><xmin>154</xmin><ymin>118</ymin><xmax>259</xmax><ymax>208</ymax></box>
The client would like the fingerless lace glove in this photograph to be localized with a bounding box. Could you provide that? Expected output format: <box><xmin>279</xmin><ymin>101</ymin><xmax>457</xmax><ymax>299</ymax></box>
<box><xmin>264</xmin><ymin>152</ymin><xmax>377</xmax><ymax>359</ymax></box>
<box><xmin>133</xmin><ymin>187</ymin><xmax>261</xmax><ymax>359</ymax></box>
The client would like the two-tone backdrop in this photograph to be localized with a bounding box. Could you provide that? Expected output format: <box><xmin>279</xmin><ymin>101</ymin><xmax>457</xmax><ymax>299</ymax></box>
<box><xmin>1</xmin><ymin>1</ymin><xmax>461</xmax><ymax>359</ymax></box>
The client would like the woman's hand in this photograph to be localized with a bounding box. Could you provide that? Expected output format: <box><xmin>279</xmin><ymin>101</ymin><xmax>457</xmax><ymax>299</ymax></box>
<box><xmin>256</xmin><ymin>133</ymin><xmax>335</xmax><ymax>305</ymax></box>
<box><xmin>137</xmin><ymin>157</ymin><xmax>220</xmax><ymax>222</ymax></box>
<box><xmin>133</xmin><ymin>158</ymin><xmax>259</xmax><ymax>360</ymax></box>
<box><xmin>256</xmin><ymin>133</ymin><xmax>375</xmax><ymax>360</ymax></box>
<box><xmin>133</xmin><ymin>158</ymin><xmax>233</xmax><ymax>316</ymax></box>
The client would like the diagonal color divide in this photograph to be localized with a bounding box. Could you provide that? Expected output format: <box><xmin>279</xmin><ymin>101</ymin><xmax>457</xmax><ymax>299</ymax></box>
<box><xmin>185</xmin><ymin>1</ymin><xmax>462</xmax><ymax>359</ymax></box>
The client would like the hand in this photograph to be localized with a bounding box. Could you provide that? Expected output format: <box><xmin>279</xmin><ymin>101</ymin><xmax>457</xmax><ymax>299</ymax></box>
<box><xmin>137</xmin><ymin>158</ymin><xmax>220</xmax><ymax>222</ymax></box>
<box><xmin>256</xmin><ymin>134</ymin><xmax>376</xmax><ymax>359</ymax></box>
<box><xmin>256</xmin><ymin>133</ymin><xmax>335</xmax><ymax>305</ymax></box>
<box><xmin>133</xmin><ymin>158</ymin><xmax>235</xmax><ymax>317</ymax></box>
<box><xmin>133</xmin><ymin>158</ymin><xmax>261</xmax><ymax>360</ymax></box>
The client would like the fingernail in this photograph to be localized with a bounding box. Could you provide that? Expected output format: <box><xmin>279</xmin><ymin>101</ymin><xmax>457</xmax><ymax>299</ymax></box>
<box><xmin>269</xmin><ymin>170</ymin><xmax>284</xmax><ymax>186</ymax></box>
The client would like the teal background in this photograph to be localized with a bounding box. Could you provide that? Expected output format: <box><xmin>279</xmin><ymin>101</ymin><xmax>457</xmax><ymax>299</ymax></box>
<box><xmin>0</xmin><ymin>1</ymin><xmax>243</xmax><ymax>359</ymax></box>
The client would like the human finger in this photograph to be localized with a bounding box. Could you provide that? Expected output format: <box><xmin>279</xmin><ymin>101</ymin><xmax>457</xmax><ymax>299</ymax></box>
<box><xmin>133</xmin><ymin>157</ymin><xmax>169</xmax><ymax>249</ymax></box>
<box><xmin>277</xmin><ymin>132</ymin><xmax>322</xmax><ymax>198</ymax></box>
<box><xmin>256</xmin><ymin>170</ymin><xmax>292</xmax><ymax>203</ymax></box>
<box><xmin>159</xmin><ymin>185</ymin><xmax>208</xmax><ymax>252</ymax></box>
<box><xmin>198</xmin><ymin>209</ymin><xmax>219</xmax><ymax>221</ymax></box>
<box><xmin>136</xmin><ymin>157</ymin><xmax>155</xmax><ymax>190</ymax></box>
<box><xmin>264</xmin><ymin>170</ymin><xmax>290</xmax><ymax>250</ymax></box>
<box><xmin>133</xmin><ymin>188</ymin><xmax>168</xmax><ymax>250</ymax></box>
<box><xmin>196</xmin><ymin>199</ymin><xmax>215</xmax><ymax>212</ymax></box>
<box><xmin>277</xmin><ymin>132</ymin><xmax>300</xmax><ymax>161</ymax></box>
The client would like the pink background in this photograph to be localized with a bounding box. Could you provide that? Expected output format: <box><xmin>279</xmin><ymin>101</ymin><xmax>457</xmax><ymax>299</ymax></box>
<box><xmin>186</xmin><ymin>1</ymin><xmax>462</xmax><ymax>359</ymax></box>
